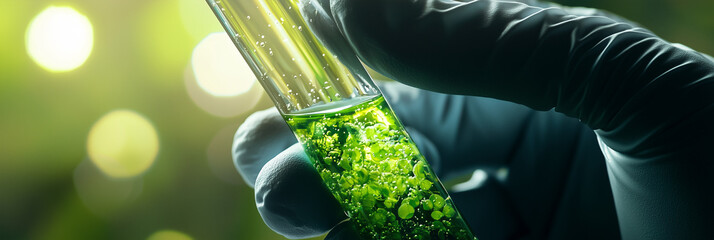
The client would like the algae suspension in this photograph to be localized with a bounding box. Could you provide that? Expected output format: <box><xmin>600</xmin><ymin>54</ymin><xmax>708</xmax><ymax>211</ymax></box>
<box><xmin>286</xmin><ymin>96</ymin><xmax>476</xmax><ymax>239</ymax></box>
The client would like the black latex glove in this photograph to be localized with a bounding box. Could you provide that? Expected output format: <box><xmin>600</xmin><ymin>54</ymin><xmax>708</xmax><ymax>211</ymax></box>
<box><xmin>234</xmin><ymin>0</ymin><xmax>714</xmax><ymax>239</ymax></box>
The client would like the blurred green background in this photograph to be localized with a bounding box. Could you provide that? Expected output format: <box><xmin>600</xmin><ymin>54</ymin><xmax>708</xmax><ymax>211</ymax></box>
<box><xmin>0</xmin><ymin>0</ymin><xmax>711</xmax><ymax>239</ymax></box>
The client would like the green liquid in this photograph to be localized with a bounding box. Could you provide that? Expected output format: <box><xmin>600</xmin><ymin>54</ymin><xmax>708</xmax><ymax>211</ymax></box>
<box><xmin>285</xmin><ymin>96</ymin><xmax>477</xmax><ymax>240</ymax></box>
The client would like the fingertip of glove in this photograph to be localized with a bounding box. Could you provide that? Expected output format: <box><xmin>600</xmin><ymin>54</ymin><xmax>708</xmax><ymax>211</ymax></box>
<box><xmin>233</xmin><ymin>108</ymin><xmax>296</xmax><ymax>187</ymax></box>
<box><xmin>255</xmin><ymin>144</ymin><xmax>346</xmax><ymax>239</ymax></box>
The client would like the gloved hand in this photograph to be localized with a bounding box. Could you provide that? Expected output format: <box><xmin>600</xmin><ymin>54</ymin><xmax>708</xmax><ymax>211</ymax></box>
<box><xmin>234</xmin><ymin>0</ymin><xmax>714</xmax><ymax>239</ymax></box>
<box><xmin>236</xmin><ymin>81</ymin><xmax>620</xmax><ymax>239</ymax></box>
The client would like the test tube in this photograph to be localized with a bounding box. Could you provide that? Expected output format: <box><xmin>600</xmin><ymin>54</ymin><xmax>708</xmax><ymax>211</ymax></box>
<box><xmin>206</xmin><ymin>0</ymin><xmax>477</xmax><ymax>239</ymax></box>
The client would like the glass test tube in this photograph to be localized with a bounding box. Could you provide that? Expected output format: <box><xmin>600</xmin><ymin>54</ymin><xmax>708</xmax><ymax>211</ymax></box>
<box><xmin>206</xmin><ymin>0</ymin><xmax>477</xmax><ymax>239</ymax></box>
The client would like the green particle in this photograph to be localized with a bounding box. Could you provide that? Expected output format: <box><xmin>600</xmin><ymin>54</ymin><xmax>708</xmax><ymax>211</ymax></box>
<box><xmin>398</xmin><ymin>203</ymin><xmax>415</xmax><ymax>219</ymax></box>
<box><xmin>395</xmin><ymin>178</ymin><xmax>407</xmax><ymax>196</ymax></box>
<box><xmin>362</xmin><ymin>194</ymin><xmax>376</xmax><ymax>209</ymax></box>
<box><xmin>431</xmin><ymin>211</ymin><xmax>444</xmax><ymax>220</ymax></box>
<box><xmin>443</xmin><ymin>205</ymin><xmax>456</xmax><ymax>218</ymax></box>
<box><xmin>413</xmin><ymin>161</ymin><xmax>425</xmax><ymax>179</ymax></box>
<box><xmin>432</xmin><ymin>220</ymin><xmax>444</xmax><ymax>229</ymax></box>
<box><xmin>405</xmin><ymin>197</ymin><xmax>419</xmax><ymax>208</ymax></box>
<box><xmin>397</xmin><ymin>159</ymin><xmax>411</xmax><ymax>174</ymax></box>
<box><xmin>420</xmin><ymin>179</ymin><xmax>432</xmax><ymax>190</ymax></box>
<box><xmin>430</xmin><ymin>195</ymin><xmax>445</xmax><ymax>210</ymax></box>
<box><xmin>338</xmin><ymin>157</ymin><xmax>352</xmax><ymax>170</ymax></box>
<box><xmin>370</xmin><ymin>208</ymin><xmax>388</xmax><ymax>225</ymax></box>
<box><xmin>384</xmin><ymin>197</ymin><xmax>398</xmax><ymax>209</ymax></box>
<box><xmin>339</xmin><ymin>176</ymin><xmax>353</xmax><ymax>189</ymax></box>
<box><xmin>421</xmin><ymin>199</ymin><xmax>434</xmax><ymax>211</ymax></box>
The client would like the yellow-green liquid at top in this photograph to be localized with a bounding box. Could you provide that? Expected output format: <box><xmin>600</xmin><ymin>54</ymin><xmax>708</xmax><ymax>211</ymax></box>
<box><xmin>285</xmin><ymin>96</ymin><xmax>477</xmax><ymax>240</ymax></box>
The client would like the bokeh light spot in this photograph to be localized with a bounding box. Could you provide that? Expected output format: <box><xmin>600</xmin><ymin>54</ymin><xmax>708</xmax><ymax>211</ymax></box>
<box><xmin>184</xmin><ymin>62</ymin><xmax>264</xmax><ymax>118</ymax></box>
<box><xmin>87</xmin><ymin>110</ymin><xmax>159</xmax><ymax>178</ymax></box>
<box><xmin>147</xmin><ymin>230</ymin><xmax>193</xmax><ymax>240</ymax></box>
<box><xmin>25</xmin><ymin>6</ymin><xmax>93</xmax><ymax>72</ymax></box>
<box><xmin>191</xmin><ymin>33</ymin><xmax>256</xmax><ymax>97</ymax></box>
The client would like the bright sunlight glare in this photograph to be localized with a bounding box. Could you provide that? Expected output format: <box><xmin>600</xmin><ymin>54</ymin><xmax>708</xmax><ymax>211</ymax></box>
<box><xmin>26</xmin><ymin>6</ymin><xmax>93</xmax><ymax>72</ymax></box>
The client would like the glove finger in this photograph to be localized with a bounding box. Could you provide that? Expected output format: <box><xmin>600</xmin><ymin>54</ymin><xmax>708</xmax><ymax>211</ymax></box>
<box><xmin>254</xmin><ymin>144</ymin><xmax>346</xmax><ymax>239</ymax></box>
<box><xmin>233</xmin><ymin>107</ymin><xmax>296</xmax><ymax>187</ymax></box>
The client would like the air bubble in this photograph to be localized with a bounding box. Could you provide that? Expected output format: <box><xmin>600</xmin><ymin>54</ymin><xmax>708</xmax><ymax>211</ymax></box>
<box><xmin>298</xmin><ymin>26</ymin><xmax>302</xmax><ymax>31</ymax></box>
<box><xmin>259</xmin><ymin>42</ymin><xmax>265</xmax><ymax>47</ymax></box>
<box><xmin>246</xmin><ymin>16</ymin><xmax>251</xmax><ymax>20</ymax></box>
